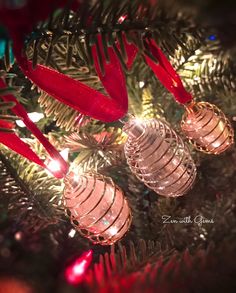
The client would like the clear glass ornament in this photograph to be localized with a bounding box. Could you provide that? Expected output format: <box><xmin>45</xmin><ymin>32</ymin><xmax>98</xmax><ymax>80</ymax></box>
<box><xmin>124</xmin><ymin>118</ymin><xmax>196</xmax><ymax>197</ymax></box>
<box><xmin>64</xmin><ymin>172</ymin><xmax>132</xmax><ymax>245</ymax></box>
<box><xmin>181</xmin><ymin>101</ymin><xmax>234</xmax><ymax>154</ymax></box>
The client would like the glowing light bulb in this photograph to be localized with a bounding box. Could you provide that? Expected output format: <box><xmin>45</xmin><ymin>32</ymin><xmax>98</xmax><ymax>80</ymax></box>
<box><xmin>46</xmin><ymin>149</ymin><xmax>69</xmax><ymax>175</ymax></box>
<box><xmin>139</xmin><ymin>81</ymin><xmax>145</xmax><ymax>88</ymax></box>
<box><xmin>14</xmin><ymin>231</ymin><xmax>23</xmax><ymax>241</ymax></box>
<box><xmin>134</xmin><ymin>117</ymin><xmax>144</xmax><ymax>125</ymax></box>
<box><xmin>118</xmin><ymin>14</ymin><xmax>127</xmax><ymax>23</ymax></box>
<box><xmin>60</xmin><ymin>148</ymin><xmax>69</xmax><ymax>161</ymax></box>
<box><xmin>65</xmin><ymin>250</ymin><xmax>93</xmax><ymax>285</ymax></box>
<box><xmin>124</xmin><ymin>117</ymin><xmax>145</xmax><ymax>138</ymax></box>
<box><xmin>47</xmin><ymin>160</ymin><xmax>61</xmax><ymax>173</ymax></box>
<box><xmin>16</xmin><ymin>112</ymin><xmax>44</xmax><ymax>128</ymax></box>
<box><xmin>68</xmin><ymin>229</ymin><xmax>76</xmax><ymax>238</ymax></box>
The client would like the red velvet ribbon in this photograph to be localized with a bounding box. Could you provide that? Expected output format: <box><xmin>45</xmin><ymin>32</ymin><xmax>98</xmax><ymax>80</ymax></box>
<box><xmin>0</xmin><ymin>119</ymin><xmax>14</xmax><ymax>129</ymax></box>
<box><xmin>143</xmin><ymin>39</ymin><xmax>193</xmax><ymax>104</ymax></box>
<box><xmin>0</xmin><ymin>79</ymin><xmax>69</xmax><ymax>178</ymax></box>
<box><xmin>0</xmin><ymin>0</ymin><xmax>128</xmax><ymax>122</ymax></box>
<box><xmin>11</xmin><ymin>32</ymin><xmax>128</xmax><ymax>123</ymax></box>
<box><xmin>121</xmin><ymin>36</ymin><xmax>193</xmax><ymax>104</ymax></box>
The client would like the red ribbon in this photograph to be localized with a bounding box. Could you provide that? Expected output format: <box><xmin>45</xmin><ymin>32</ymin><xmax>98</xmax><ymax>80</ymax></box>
<box><xmin>143</xmin><ymin>39</ymin><xmax>193</xmax><ymax>104</ymax></box>
<box><xmin>0</xmin><ymin>79</ymin><xmax>69</xmax><ymax>178</ymax></box>
<box><xmin>0</xmin><ymin>0</ymin><xmax>128</xmax><ymax>122</ymax></box>
<box><xmin>0</xmin><ymin>119</ymin><xmax>14</xmax><ymax>129</ymax></box>
<box><xmin>11</xmin><ymin>32</ymin><xmax>128</xmax><ymax>123</ymax></box>
<box><xmin>120</xmin><ymin>36</ymin><xmax>193</xmax><ymax>104</ymax></box>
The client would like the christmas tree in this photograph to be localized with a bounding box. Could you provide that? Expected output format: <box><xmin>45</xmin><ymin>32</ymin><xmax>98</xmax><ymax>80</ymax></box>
<box><xmin>0</xmin><ymin>0</ymin><xmax>236</xmax><ymax>292</ymax></box>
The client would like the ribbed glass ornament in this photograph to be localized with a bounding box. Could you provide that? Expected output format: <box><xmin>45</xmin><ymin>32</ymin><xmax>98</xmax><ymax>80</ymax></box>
<box><xmin>124</xmin><ymin>118</ymin><xmax>196</xmax><ymax>197</ymax></box>
<box><xmin>181</xmin><ymin>101</ymin><xmax>234</xmax><ymax>154</ymax></box>
<box><xmin>64</xmin><ymin>172</ymin><xmax>132</xmax><ymax>245</ymax></box>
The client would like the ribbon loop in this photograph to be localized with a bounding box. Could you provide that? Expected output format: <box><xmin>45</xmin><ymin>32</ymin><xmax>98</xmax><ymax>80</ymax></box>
<box><xmin>144</xmin><ymin>39</ymin><xmax>193</xmax><ymax>104</ymax></box>
<box><xmin>121</xmin><ymin>34</ymin><xmax>193</xmax><ymax>104</ymax></box>
<box><xmin>12</xmin><ymin>32</ymin><xmax>129</xmax><ymax>123</ymax></box>
<box><xmin>0</xmin><ymin>79</ymin><xmax>68</xmax><ymax>178</ymax></box>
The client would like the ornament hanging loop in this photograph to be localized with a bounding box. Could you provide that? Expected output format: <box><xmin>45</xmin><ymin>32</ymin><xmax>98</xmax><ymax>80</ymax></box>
<box><xmin>143</xmin><ymin>38</ymin><xmax>193</xmax><ymax>105</ymax></box>
<box><xmin>0</xmin><ymin>78</ymin><xmax>69</xmax><ymax>179</ymax></box>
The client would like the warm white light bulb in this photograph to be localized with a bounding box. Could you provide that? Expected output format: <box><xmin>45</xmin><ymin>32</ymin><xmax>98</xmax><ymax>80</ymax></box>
<box><xmin>68</xmin><ymin>229</ymin><xmax>76</xmax><ymax>238</ymax></box>
<box><xmin>60</xmin><ymin>148</ymin><xmax>69</xmax><ymax>161</ymax></box>
<box><xmin>16</xmin><ymin>112</ymin><xmax>44</xmax><ymax>128</ymax></box>
<box><xmin>139</xmin><ymin>81</ymin><xmax>145</xmax><ymax>88</ymax></box>
<box><xmin>47</xmin><ymin>160</ymin><xmax>61</xmax><ymax>173</ymax></box>
<box><xmin>73</xmin><ymin>260</ymin><xmax>87</xmax><ymax>275</ymax></box>
<box><xmin>46</xmin><ymin>148</ymin><xmax>69</xmax><ymax>175</ymax></box>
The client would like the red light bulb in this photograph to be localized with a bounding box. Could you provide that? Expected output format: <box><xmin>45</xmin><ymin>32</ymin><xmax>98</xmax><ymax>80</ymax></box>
<box><xmin>65</xmin><ymin>250</ymin><xmax>93</xmax><ymax>285</ymax></box>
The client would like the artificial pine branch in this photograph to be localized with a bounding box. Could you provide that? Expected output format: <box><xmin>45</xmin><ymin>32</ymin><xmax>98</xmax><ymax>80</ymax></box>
<box><xmin>84</xmin><ymin>237</ymin><xmax>236</xmax><ymax>292</ymax></box>
<box><xmin>141</xmin><ymin>88</ymin><xmax>164</xmax><ymax>119</ymax></box>
<box><xmin>25</xmin><ymin>0</ymin><xmax>205</xmax><ymax>70</ymax></box>
<box><xmin>85</xmin><ymin>238</ymin><xmax>172</xmax><ymax>289</ymax></box>
<box><xmin>0</xmin><ymin>151</ymin><xmax>59</xmax><ymax>235</ymax></box>
<box><xmin>0</xmin><ymin>152</ymin><xmax>28</xmax><ymax>214</ymax></box>
<box><xmin>0</xmin><ymin>152</ymin><xmax>33</xmax><ymax>197</ymax></box>
<box><xmin>176</xmin><ymin>40</ymin><xmax>236</xmax><ymax>98</ymax></box>
<box><xmin>0</xmin><ymin>139</ymin><xmax>64</xmax><ymax>225</ymax></box>
<box><xmin>65</xmin><ymin>128</ymin><xmax>125</xmax><ymax>172</ymax></box>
